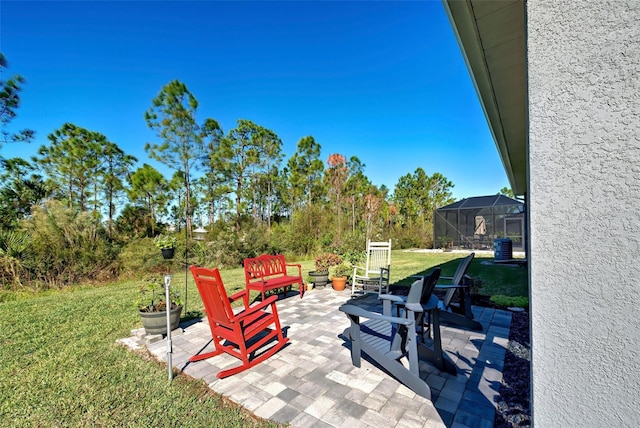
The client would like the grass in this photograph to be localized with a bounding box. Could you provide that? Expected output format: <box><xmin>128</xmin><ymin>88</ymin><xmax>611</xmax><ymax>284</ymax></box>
<box><xmin>0</xmin><ymin>251</ymin><xmax>527</xmax><ymax>426</ymax></box>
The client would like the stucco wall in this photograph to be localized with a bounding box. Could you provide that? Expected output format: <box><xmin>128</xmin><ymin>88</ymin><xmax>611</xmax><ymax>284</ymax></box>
<box><xmin>528</xmin><ymin>1</ymin><xmax>640</xmax><ymax>426</ymax></box>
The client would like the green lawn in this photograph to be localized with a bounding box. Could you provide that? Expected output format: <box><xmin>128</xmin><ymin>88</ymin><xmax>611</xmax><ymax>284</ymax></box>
<box><xmin>0</xmin><ymin>251</ymin><xmax>526</xmax><ymax>426</ymax></box>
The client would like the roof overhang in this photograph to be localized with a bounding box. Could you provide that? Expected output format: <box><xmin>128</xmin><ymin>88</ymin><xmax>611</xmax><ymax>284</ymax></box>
<box><xmin>442</xmin><ymin>0</ymin><xmax>527</xmax><ymax>196</ymax></box>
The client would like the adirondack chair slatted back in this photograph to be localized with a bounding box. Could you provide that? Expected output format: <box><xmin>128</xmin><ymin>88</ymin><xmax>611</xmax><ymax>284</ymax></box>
<box><xmin>190</xmin><ymin>265</ymin><xmax>236</xmax><ymax>328</ymax></box>
<box><xmin>442</xmin><ymin>253</ymin><xmax>474</xmax><ymax>308</ymax></box>
<box><xmin>422</xmin><ymin>267</ymin><xmax>441</xmax><ymax>305</ymax></box>
<box><xmin>366</xmin><ymin>240</ymin><xmax>392</xmax><ymax>274</ymax></box>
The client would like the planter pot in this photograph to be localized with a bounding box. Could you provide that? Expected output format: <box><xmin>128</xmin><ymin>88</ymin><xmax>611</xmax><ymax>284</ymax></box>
<box><xmin>161</xmin><ymin>248</ymin><xmax>175</xmax><ymax>259</ymax></box>
<box><xmin>308</xmin><ymin>271</ymin><xmax>329</xmax><ymax>288</ymax></box>
<box><xmin>331</xmin><ymin>276</ymin><xmax>348</xmax><ymax>291</ymax></box>
<box><xmin>139</xmin><ymin>305</ymin><xmax>182</xmax><ymax>336</ymax></box>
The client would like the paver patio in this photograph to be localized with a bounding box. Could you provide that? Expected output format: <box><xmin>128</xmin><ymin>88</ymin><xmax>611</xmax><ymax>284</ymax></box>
<box><xmin>121</xmin><ymin>287</ymin><xmax>511</xmax><ymax>428</ymax></box>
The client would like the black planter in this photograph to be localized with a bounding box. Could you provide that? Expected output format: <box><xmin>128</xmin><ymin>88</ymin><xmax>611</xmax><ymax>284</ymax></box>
<box><xmin>309</xmin><ymin>270</ymin><xmax>329</xmax><ymax>288</ymax></box>
<box><xmin>139</xmin><ymin>305</ymin><xmax>182</xmax><ymax>336</ymax></box>
<box><xmin>161</xmin><ymin>248</ymin><xmax>175</xmax><ymax>259</ymax></box>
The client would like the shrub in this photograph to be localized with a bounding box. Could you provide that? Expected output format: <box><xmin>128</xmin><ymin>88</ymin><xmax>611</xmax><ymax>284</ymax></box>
<box><xmin>314</xmin><ymin>253</ymin><xmax>342</xmax><ymax>272</ymax></box>
<box><xmin>21</xmin><ymin>201</ymin><xmax>118</xmax><ymax>288</ymax></box>
<box><xmin>490</xmin><ymin>294</ymin><xmax>529</xmax><ymax>309</ymax></box>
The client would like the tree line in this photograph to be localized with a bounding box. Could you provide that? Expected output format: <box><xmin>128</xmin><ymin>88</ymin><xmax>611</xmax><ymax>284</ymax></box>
<box><xmin>0</xmin><ymin>56</ymin><xmax>455</xmax><ymax>290</ymax></box>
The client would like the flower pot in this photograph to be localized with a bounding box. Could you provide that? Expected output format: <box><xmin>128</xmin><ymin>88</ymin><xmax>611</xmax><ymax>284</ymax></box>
<box><xmin>308</xmin><ymin>271</ymin><xmax>329</xmax><ymax>288</ymax></box>
<box><xmin>331</xmin><ymin>276</ymin><xmax>348</xmax><ymax>291</ymax></box>
<box><xmin>139</xmin><ymin>305</ymin><xmax>182</xmax><ymax>336</ymax></box>
<box><xmin>161</xmin><ymin>248</ymin><xmax>175</xmax><ymax>259</ymax></box>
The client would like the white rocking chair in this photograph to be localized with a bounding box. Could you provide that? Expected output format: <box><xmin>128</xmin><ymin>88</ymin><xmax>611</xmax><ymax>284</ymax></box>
<box><xmin>351</xmin><ymin>239</ymin><xmax>392</xmax><ymax>296</ymax></box>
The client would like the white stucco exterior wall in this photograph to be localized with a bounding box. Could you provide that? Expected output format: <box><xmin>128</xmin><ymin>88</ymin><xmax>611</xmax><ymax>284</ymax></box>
<box><xmin>528</xmin><ymin>1</ymin><xmax>640</xmax><ymax>426</ymax></box>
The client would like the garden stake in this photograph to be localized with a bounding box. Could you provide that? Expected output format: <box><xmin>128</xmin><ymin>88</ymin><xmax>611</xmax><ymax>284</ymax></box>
<box><xmin>164</xmin><ymin>274</ymin><xmax>173</xmax><ymax>381</ymax></box>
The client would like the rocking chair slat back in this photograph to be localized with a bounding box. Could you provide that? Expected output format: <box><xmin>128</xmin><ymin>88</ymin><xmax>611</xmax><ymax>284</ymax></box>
<box><xmin>366</xmin><ymin>240</ymin><xmax>392</xmax><ymax>274</ymax></box>
<box><xmin>191</xmin><ymin>266</ymin><xmax>236</xmax><ymax>325</ymax></box>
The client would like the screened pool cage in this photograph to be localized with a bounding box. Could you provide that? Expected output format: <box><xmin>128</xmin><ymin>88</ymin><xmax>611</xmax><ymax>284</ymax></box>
<box><xmin>433</xmin><ymin>195</ymin><xmax>525</xmax><ymax>251</ymax></box>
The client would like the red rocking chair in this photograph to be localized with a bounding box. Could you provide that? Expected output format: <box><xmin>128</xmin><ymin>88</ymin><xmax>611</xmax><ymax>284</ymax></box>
<box><xmin>189</xmin><ymin>265</ymin><xmax>289</xmax><ymax>378</ymax></box>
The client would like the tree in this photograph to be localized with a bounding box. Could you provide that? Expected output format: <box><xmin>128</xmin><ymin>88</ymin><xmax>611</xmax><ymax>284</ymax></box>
<box><xmin>0</xmin><ymin>157</ymin><xmax>49</xmax><ymax>229</ymax></box>
<box><xmin>127</xmin><ymin>164</ymin><xmax>169</xmax><ymax>236</ymax></box>
<box><xmin>325</xmin><ymin>153</ymin><xmax>348</xmax><ymax>243</ymax></box>
<box><xmin>99</xmin><ymin>142</ymin><xmax>137</xmax><ymax>238</ymax></box>
<box><xmin>36</xmin><ymin>123</ymin><xmax>104</xmax><ymax>211</ymax></box>
<box><xmin>145</xmin><ymin>80</ymin><xmax>216</xmax><ymax>237</ymax></box>
<box><xmin>200</xmin><ymin>118</ymin><xmax>225</xmax><ymax>225</ymax></box>
<box><xmin>344</xmin><ymin>156</ymin><xmax>370</xmax><ymax>234</ymax></box>
<box><xmin>392</xmin><ymin>167</ymin><xmax>454</xmax><ymax>247</ymax></box>
<box><xmin>0</xmin><ymin>53</ymin><xmax>34</xmax><ymax>149</ymax></box>
<box><xmin>286</xmin><ymin>136</ymin><xmax>325</xmax><ymax>211</ymax></box>
<box><xmin>214</xmin><ymin>119</ymin><xmax>282</xmax><ymax>231</ymax></box>
<box><xmin>498</xmin><ymin>187</ymin><xmax>515</xmax><ymax>198</ymax></box>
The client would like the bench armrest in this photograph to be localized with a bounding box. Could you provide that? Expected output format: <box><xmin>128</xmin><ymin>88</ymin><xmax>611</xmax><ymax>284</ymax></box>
<box><xmin>285</xmin><ymin>263</ymin><xmax>302</xmax><ymax>277</ymax></box>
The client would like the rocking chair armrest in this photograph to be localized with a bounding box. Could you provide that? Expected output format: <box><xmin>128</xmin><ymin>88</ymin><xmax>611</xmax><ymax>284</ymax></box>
<box><xmin>352</xmin><ymin>264</ymin><xmax>367</xmax><ymax>272</ymax></box>
<box><xmin>234</xmin><ymin>295</ymin><xmax>279</xmax><ymax>320</ymax></box>
<box><xmin>339</xmin><ymin>304</ymin><xmax>415</xmax><ymax>327</ymax></box>
<box><xmin>228</xmin><ymin>289</ymin><xmax>250</xmax><ymax>307</ymax></box>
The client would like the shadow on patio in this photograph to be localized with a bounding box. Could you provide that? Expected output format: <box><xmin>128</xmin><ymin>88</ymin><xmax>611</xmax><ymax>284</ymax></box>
<box><xmin>122</xmin><ymin>287</ymin><xmax>511</xmax><ymax>427</ymax></box>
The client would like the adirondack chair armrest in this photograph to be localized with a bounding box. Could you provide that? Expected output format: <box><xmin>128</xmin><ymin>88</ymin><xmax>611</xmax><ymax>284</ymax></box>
<box><xmin>435</xmin><ymin>284</ymin><xmax>469</xmax><ymax>290</ymax></box>
<box><xmin>234</xmin><ymin>295</ymin><xmax>279</xmax><ymax>320</ymax></box>
<box><xmin>339</xmin><ymin>304</ymin><xmax>415</xmax><ymax>327</ymax></box>
<box><xmin>438</xmin><ymin>274</ymin><xmax>472</xmax><ymax>284</ymax></box>
<box><xmin>378</xmin><ymin>293</ymin><xmax>405</xmax><ymax>304</ymax></box>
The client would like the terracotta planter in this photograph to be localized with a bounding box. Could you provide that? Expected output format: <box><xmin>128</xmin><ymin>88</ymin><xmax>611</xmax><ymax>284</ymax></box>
<box><xmin>331</xmin><ymin>276</ymin><xmax>348</xmax><ymax>291</ymax></box>
<box><xmin>139</xmin><ymin>305</ymin><xmax>182</xmax><ymax>336</ymax></box>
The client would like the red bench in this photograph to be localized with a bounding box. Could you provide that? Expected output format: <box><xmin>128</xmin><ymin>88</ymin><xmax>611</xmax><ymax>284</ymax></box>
<box><xmin>243</xmin><ymin>254</ymin><xmax>305</xmax><ymax>300</ymax></box>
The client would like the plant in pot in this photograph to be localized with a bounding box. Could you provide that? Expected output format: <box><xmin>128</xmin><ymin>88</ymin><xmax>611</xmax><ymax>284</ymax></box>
<box><xmin>330</xmin><ymin>263</ymin><xmax>352</xmax><ymax>291</ymax></box>
<box><xmin>154</xmin><ymin>234</ymin><xmax>177</xmax><ymax>259</ymax></box>
<box><xmin>308</xmin><ymin>253</ymin><xmax>342</xmax><ymax>288</ymax></box>
<box><xmin>136</xmin><ymin>276</ymin><xmax>183</xmax><ymax>336</ymax></box>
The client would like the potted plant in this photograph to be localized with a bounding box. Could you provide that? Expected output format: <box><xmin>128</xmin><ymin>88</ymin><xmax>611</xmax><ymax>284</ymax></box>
<box><xmin>330</xmin><ymin>263</ymin><xmax>352</xmax><ymax>291</ymax></box>
<box><xmin>136</xmin><ymin>276</ymin><xmax>183</xmax><ymax>336</ymax></box>
<box><xmin>308</xmin><ymin>253</ymin><xmax>342</xmax><ymax>288</ymax></box>
<box><xmin>154</xmin><ymin>234</ymin><xmax>177</xmax><ymax>259</ymax></box>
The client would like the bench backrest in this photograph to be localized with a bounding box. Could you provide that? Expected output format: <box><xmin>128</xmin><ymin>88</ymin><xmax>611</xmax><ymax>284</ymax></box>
<box><xmin>244</xmin><ymin>254</ymin><xmax>287</xmax><ymax>283</ymax></box>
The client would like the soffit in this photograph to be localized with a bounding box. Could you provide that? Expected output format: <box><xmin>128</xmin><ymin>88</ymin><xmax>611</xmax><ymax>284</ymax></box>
<box><xmin>443</xmin><ymin>0</ymin><xmax>527</xmax><ymax>196</ymax></box>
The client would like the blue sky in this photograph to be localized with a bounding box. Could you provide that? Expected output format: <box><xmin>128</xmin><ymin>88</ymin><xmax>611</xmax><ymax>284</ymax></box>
<box><xmin>1</xmin><ymin>1</ymin><xmax>508</xmax><ymax>200</ymax></box>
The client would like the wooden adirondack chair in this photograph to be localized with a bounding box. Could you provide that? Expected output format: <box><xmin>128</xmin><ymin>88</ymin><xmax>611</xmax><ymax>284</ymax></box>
<box><xmin>351</xmin><ymin>239</ymin><xmax>392</xmax><ymax>296</ymax></box>
<box><xmin>340</xmin><ymin>278</ymin><xmax>433</xmax><ymax>399</ymax></box>
<box><xmin>394</xmin><ymin>267</ymin><xmax>442</xmax><ymax>340</ymax></box>
<box><xmin>189</xmin><ymin>265</ymin><xmax>289</xmax><ymax>378</ymax></box>
<box><xmin>387</xmin><ymin>267</ymin><xmax>456</xmax><ymax>375</ymax></box>
<box><xmin>435</xmin><ymin>252</ymin><xmax>482</xmax><ymax>331</ymax></box>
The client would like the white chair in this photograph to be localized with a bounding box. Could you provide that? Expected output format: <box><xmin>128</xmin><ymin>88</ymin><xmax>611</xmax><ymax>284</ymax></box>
<box><xmin>351</xmin><ymin>239</ymin><xmax>392</xmax><ymax>296</ymax></box>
